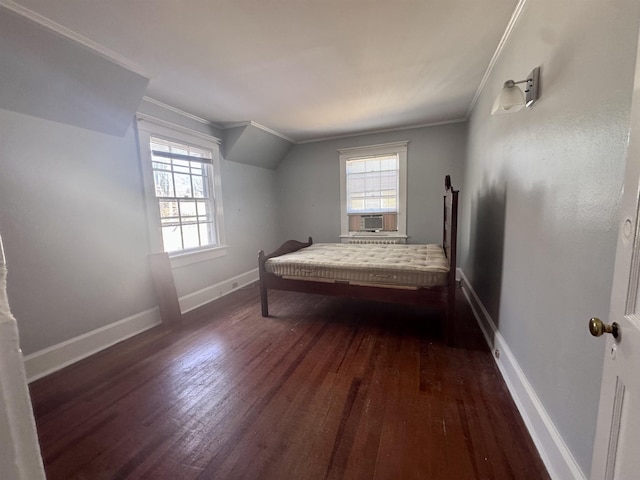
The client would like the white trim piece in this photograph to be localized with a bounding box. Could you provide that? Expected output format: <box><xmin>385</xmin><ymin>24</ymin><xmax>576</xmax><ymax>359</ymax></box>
<box><xmin>339</xmin><ymin>141</ymin><xmax>408</xmax><ymax>239</ymax></box>
<box><xmin>24</xmin><ymin>307</ymin><xmax>162</xmax><ymax>383</ymax></box>
<box><xmin>142</xmin><ymin>97</ymin><xmax>221</xmax><ymax>129</ymax></box>
<box><xmin>337</xmin><ymin>140</ymin><xmax>410</xmax><ymax>155</ymax></box>
<box><xmin>0</xmin><ymin>0</ymin><xmax>151</xmax><ymax>79</ymax></box>
<box><xmin>23</xmin><ymin>268</ymin><xmax>260</xmax><ymax>383</ymax></box>
<box><xmin>0</xmin><ymin>235</ymin><xmax>46</xmax><ymax>479</ymax></box>
<box><xmin>465</xmin><ymin>0</ymin><xmax>528</xmax><ymax>118</ymax></box>
<box><xmin>178</xmin><ymin>268</ymin><xmax>259</xmax><ymax>314</ymax></box>
<box><xmin>136</xmin><ymin>115</ymin><xmax>226</xmax><ymax>257</ymax></box>
<box><xmin>136</xmin><ymin>113</ymin><xmax>221</xmax><ymax>144</ymax></box>
<box><xmin>223</xmin><ymin>121</ymin><xmax>296</xmax><ymax>144</ymax></box>
<box><xmin>458</xmin><ymin>269</ymin><xmax>586</xmax><ymax>480</ymax></box>
<box><xmin>299</xmin><ymin>118</ymin><xmax>467</xmax><ymax>145</ymax></box>
<box><xmin>169</xmin><ymin>245</ymin><xmax>228</xmax><ymax>269</ymax></box>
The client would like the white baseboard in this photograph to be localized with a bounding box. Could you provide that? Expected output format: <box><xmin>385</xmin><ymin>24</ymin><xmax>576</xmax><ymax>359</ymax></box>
<box><xmin>23</xmin><ymin>307</ymin><xmax>161</xmax><ymax>383</ymax></box>
<box><xmin>458</xmin><ymin>270</ymin><xmax>586</xmax><ymax>480</ymax></box>
<box><xmin>178</xmin><ymin>268</ymin><xmax>259</xmax><ymax>313</ymax></box>
<box><xmin>24</xmin><ymin>268</ymin><xmax>260</xmax><ymax>383</ymax></box>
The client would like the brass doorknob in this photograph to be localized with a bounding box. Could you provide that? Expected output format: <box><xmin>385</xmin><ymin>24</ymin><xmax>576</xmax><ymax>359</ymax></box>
<box><xmin>589</xmin><ymin>317</ymin><xmax>619</xmax><ymax>339</ymax></box>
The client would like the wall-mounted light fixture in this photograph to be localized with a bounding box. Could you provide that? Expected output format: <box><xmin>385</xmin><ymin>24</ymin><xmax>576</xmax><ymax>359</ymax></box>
<box><xmin>491</xmin><ymin>66</ymin><xmax>540</xmax><ymax>115</ymax></box>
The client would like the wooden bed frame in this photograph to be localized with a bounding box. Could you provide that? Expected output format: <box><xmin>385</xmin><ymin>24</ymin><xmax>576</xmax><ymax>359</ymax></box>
<box><xmin>258</xmin><ymin>175</ymin><xmax>459</xmax><ymax>345</ymax></box>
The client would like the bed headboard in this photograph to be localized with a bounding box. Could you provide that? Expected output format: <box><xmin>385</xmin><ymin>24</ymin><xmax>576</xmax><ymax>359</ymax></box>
<box><xmin>443</xmin><ymin>175</ymin><xmax>459</xmax><ymax>280</ymax></box>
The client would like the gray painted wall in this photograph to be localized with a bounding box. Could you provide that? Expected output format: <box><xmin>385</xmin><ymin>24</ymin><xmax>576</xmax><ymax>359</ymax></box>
<box><xmin>277</xmin><ymin>123</ymin><xmax>467</xmax><ymax>244</ymax></box>
<box><xmin>0</xmin><ymin>31</ymin><xmax>280</xmax><ymax>356</ymax></box>
<box><xmin>0</xmin><ymin>101</ymin><xmax>280</xmax><ymax>355</ymax></box>
<box><xmin>3</xmin><ymin>1</ymin><xmax>637</xmax><ymax>474</ymax></box>
<box><xmin>0</xmin><ymin>108</ymin><xmax>156</xmax><ymax>354</ymax></box>
<box><xmin>172</xmin><ymin>158</ymin><xmax>280</xmax><ymax>297</ymax></box>
<box><xmin>460</xmin><ymin>0</ymin><xmax>640</xmax><ymax>475</ymax></box>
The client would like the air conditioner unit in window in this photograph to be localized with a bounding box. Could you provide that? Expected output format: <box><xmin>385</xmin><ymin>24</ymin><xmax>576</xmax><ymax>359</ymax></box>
<box><xmin>361</xmin><ymin>214</ymin><xmax>384</xmax><ymax>231</ymax></box>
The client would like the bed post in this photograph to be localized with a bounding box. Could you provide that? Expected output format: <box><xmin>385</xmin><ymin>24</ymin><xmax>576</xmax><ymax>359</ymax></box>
<box><xmin>446</xmin><ymin>187</ymin><xmax>459</xmax><ymax>346</ymax></box>
<box><xmin>258</xmin><ymin>249</ymin><xmax>269</xmax><ymax>316</ymax></box>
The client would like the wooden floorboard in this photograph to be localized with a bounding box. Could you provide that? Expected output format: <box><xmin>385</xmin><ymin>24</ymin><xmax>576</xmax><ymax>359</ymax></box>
<box><xmin>29</xmin><ymin>284</ymin><xmax>550</xmax><ymax>480</ymax></box>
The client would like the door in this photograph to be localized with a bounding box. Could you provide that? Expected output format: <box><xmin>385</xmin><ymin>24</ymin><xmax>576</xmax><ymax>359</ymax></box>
<box><xmin>0</xmin><ymin>235</ymin><xmax>46</xmax><ymax>479</ymax></box>
<box><xmin>590</xmin><ymin>28</ymin><xmax>640</xmax><ymax>480</ymax></box>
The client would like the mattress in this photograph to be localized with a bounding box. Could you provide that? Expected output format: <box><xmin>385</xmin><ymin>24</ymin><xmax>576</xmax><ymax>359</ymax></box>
<box><xmin>265</xmin><ymin>243</ymin><xmax>450</xmax><ymax>288</ymax></box>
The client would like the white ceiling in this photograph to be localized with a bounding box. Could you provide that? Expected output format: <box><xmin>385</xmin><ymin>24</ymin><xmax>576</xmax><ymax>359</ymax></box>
<box><xmin>7</xmin><ymin>0</ymin><xmax>518</xmax><ymax>142</ymax></box>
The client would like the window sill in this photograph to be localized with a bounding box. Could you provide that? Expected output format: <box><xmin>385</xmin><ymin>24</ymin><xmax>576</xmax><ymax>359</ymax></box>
<box><xmin>169</xmin><ymin>245</ymin><xmax>228</xmax><ymax>268</ymax></box>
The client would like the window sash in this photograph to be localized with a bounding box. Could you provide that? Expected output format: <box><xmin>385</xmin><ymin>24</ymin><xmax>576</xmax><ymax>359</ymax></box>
<box><xmin>150</xmin><ymin>136</ymin><xmax>218</xmax><ymax>253</ymax></box>
<box><xmin>346</xmin><ymin>154</ymin><xmax>399</xmax><ymax>213</ymax></box>
<box><xmin>151</xmin><ymin>149</ymin><xmax>212</xmax><ymax>164</ymax></box>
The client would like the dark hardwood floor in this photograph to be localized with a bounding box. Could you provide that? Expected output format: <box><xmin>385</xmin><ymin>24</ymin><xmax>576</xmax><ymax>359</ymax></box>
<box><xmin>29</xmin><ymin>284</ymin><xmax>549</xmax><ymax>480</ymax></box>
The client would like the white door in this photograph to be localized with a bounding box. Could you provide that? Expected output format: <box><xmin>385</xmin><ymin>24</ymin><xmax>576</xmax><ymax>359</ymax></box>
<box><xmin>0</xmin><ymin>235</ymin><xmax>46</xmax><ymax>480</ymax></box>
<box><xmin>590</xmin><ymin>28</ymin><xmax>640</xmax><ymax>480</ymax></box>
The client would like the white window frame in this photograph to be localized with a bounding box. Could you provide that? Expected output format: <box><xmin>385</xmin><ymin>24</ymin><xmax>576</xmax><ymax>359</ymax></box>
<box><xmin>137</xmin><ymin>114</ymin><xmax>227</xmax><ymax>267</ymax></box>
<box><xmin>339</xmin><ymin>141</ymin><xmax>408</xmax><ymax>242</ymax></box>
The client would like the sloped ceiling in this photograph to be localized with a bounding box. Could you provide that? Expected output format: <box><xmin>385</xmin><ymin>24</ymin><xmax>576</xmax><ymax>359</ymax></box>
<box><xmin>223</xmin><ymin>123</ymin><xmax>294</xmax><ymax>169</ymax></box>
<box><xmin>3</xmin><ymin>0</ymin><xmax>519</xmax><ymax>143</ymax></box>
<box><xmin>0</xmin><ymin>5</ymin><xmax>148</xmax><ymax>136</ymax></box>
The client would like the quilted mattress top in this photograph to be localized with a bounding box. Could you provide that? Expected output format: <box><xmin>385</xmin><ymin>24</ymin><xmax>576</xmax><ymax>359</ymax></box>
<box><xmin>265</xmin><ymin>243</ymin><xmax>450</xmax><ymax>288</ymax></box>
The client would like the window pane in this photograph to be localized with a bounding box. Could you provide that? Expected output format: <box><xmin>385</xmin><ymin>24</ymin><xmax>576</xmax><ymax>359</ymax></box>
<box><xmin>158</xmin><ymin>200</ymin><xmax>179</xmax><ymax>219</ymax></box>
<box><xmin>196</xmin><ymin>201</ymin><xmax>208</xmax><ymax>216</ymax></box>
<box><xmin>351</xmin><ymin>199</ymin><xmax>365</xmax><ymax>211</ymax></box>
<box><xmin>153</xmin><ymin>171</ymin><xmax>174</xmax><ymax>197</ymax></box>
<box><xmin>365</xmin><ymin>198</ymin><xmax>380</xmax><ymax>210</ymax></box>
<box><xmin>180</xmin><ymin>200</ymin><xmax>197</xmax><ymax>218</ymax></box>
<box><xmin>365</xmin><ymin>159</ymin><xmax>380</xmax><ymax>172</ymax></box>
<box><xmin>380</xmin><ymin>157</ymin><xmax>397</xmax><ymax>170</ymax></box>
<box><xmin>347</xmin><ymin>159</ymin><xmax>365</xmax><ymax>174</ymax></box>
<box><xmin>162</xmin><ymin>225</ymin><xmax>183</xmax><ymax>252</ymax></box>
<box><xmin>192</xmin><ymin>175</ymin><xmax>205</xmax><ymax>198</ymax></box>
<box><xmin>199</xmin><ymin>223</ymin><xmax>215</xmax><ymax>246</ymax></box>
<box><xmin>381</xmin><ymin>198</ymin><xmax>397</xmax><ymax>209</ymax></box>
<box><xmin>174</xmin><ymin>173</ymin><xmax>192</xmax><ymax>198</ymax></box>
<box><xmin>151</xmin><ymin>141</ymin><xmax>170</xmax><ymax>153</ymax></box>
<box><xmin>173</xmin><ymin>160</ymin><xmax>190</xmax><ymax>174</ymax></box>
<box><xmin>190</xmin><ymin>161</ymin><xmax>206</xmax><ymax>173</ymax></box>
<box><xmin>152</xmin><ymin>161</ymin><xmax>171</xmax><ymax>170</ymax></box>
<box><xmin>182</xmin><ymin>224</ymin><xmax>200</xmax><ymax>250</ymax></box>
<box><xmin>172</xmin><ymin>146</ymin><xmax>189</xmax><ymax>156</ymax></box>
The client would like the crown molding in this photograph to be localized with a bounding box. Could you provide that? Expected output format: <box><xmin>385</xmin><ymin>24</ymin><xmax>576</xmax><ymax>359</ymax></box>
<box><xmin>142</xmin><ymin>96</ymin><xmax>221</xmax><ymax>129</ymax></box>
<box><xmin>0</xmin><ymin>0</ymin><xmax>151</xmax><ymax>78</ymax></box>
<box><xmin>465</xmin><ymin>0</ymin><xmax>528</xmax><ymax>119</ymax></box>
<box><xmin>136</xmin><ymin>113</ymin><xmax>221</xmax><ymax>145</ymax></box>
<box><xmin>297</xmin><ymin>118</ymin><xmax>467</xmax><ymax>145</ymax></box>
<box><xmin>338</xmin><ymin>140</ymin><xmax>409</xmax><ymax>155</ymax></box>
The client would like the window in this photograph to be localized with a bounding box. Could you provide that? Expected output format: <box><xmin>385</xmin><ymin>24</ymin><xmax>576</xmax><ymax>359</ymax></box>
<box><xmin>137</xmin><ymin>115</ymin><xmax>226</xmax><ymax>264</ymax></box>
<box><xmin>150</xmin><ymin>137</ymin><xmax>217</xmax><ymax>252</ymax></box>
<box><xmin>346</xmin><ymin>155</ymin><xmax>398</xmax><ymax>214</ymax></box>
<box><xmin>339</xmin><ymin>141</ymin><xmax>407</xmax><ymax>240</ymax></box>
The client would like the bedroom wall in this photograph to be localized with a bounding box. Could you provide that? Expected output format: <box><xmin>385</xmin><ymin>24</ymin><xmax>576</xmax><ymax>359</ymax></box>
<box><xmin>0</xmin><ymin>107</ymin><xmax>157</xmax><ymax>355</ymax></box>
<box><xmin>0</xmin><ymin>21</ymin><xmax>280</xmax><ymax>362</ymax></box>
<box><xmin>137</xmin><ymin>100</ymin><xmax>281</xmax><ymax>299</ymax></box>
<box><xmin>170</xmin><ymin>158</ymin><xmax>280</xmax><ymax>298</ymax></box>
<box><xmin>276</xmin><ymin>122</ymin><xmax>467</xmax><ymax>244</ymax></box>
<box><xmin>460</xmin><ymin>0</ymin><xmax>640</xmax><ymax>476</ymax></box>
<box><xmin>0</xmin><ymin>104</ymin><xmax>280</xmax><ymax>358</ymax></box>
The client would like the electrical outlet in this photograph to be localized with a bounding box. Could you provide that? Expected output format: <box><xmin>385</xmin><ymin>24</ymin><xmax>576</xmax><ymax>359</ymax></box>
<box><xmin>494</xmin><ymin>349</ymin><xmax>500</xmax><ymax>359</ymax></box>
